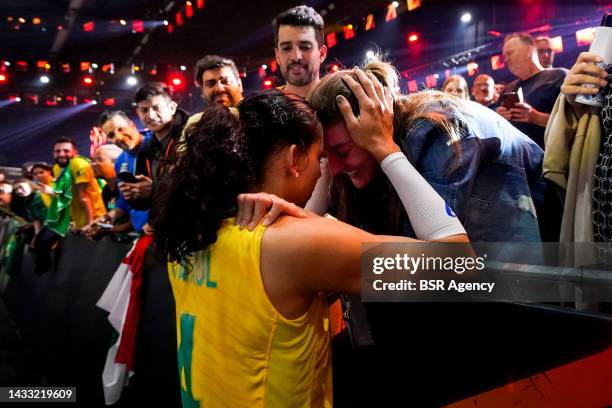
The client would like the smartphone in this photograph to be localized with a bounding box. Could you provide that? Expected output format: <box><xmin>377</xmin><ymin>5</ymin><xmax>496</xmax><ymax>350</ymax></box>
<box><xmin>96</xmin><ymin>222</ymin><xmax>114</xmax><ymax>229</ymax></box>
<box><xmin>117</xmin><ymin>171</ymin><xmax>139</xmax><ymax>184</ymax></box>
<box><xmin>501</xmin><ymin>92</ymin><xmax>521</xmax><ymax>109</ymax></box>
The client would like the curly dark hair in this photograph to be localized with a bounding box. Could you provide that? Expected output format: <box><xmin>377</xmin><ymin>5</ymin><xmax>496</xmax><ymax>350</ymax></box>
<box><xmin>151</xmin><ymin>89</ymin><xmax>320</xmax><ymax>265</ymax></box>
<box><xmin>272</xmin><ymin>5</ymin><xmax>325</xmax><ymax>47</ymax></box>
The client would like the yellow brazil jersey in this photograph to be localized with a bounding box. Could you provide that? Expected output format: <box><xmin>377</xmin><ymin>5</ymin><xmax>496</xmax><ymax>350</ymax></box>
<box><xmin>53</xmin><ymin>157</ymin><xmax>106</xmax><ymax>229</ymax></box>
<box><xmin>168</xmin><ymin>219</ymin><xmax>332</xmax><ymax>408</ymax></box>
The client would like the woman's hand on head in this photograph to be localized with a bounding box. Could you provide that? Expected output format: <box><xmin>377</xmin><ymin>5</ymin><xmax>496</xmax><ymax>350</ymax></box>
<box><xmin>236</xmin><ymin>193</ymin><xmax>309</xmax><ymax>231</ymax></box>
<box><xmin>336</xmin><ymin>67</ymin><xmax>400</xmax><ymax>163</ymax></box>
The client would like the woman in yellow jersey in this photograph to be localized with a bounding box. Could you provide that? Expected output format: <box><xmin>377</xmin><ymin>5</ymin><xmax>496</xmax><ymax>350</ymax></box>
<box><xmin>151</xmin><ymin>76</ymin><xmax>469</xmax><ymax>407</ymax></box>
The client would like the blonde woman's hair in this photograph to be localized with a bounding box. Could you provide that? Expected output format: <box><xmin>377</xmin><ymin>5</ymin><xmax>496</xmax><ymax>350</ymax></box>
<box><xmin>307</xmin><ymin>59</ymin><xmax>465</xmax><ymax>145</ymax></box>
<box><xmin>307</xmin><ymin>59</ymin><xmax>467</xmax><ymax>235</ymax></box>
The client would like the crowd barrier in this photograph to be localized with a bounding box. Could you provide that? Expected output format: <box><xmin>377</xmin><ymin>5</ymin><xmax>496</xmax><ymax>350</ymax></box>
<box><xmin>0</xmin><ymin>218</ymin><xmax>180</xmax><ymax>407</ymax></box>
<box><xmin>1</xmin><ymin>216</ymin><xmax>611</xmax><ymax>407</ymax></box>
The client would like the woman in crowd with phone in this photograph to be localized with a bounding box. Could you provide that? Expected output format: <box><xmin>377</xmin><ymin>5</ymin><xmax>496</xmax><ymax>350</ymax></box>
<box><xmin>149</xmin><ymin>88</ymin><xmax>470</xmax><ymax>407</ymax></box>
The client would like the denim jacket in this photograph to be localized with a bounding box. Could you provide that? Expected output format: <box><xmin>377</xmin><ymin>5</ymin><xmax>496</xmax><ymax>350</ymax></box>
<box><xmin>343</xmin><ymin>101</ymin><xmax>547</xmax><ymax>349</ymax></box>
<box><xmin>399</xmin><ymin>100</ymin><xmax>545</xmax><ymax>242</ymax></box>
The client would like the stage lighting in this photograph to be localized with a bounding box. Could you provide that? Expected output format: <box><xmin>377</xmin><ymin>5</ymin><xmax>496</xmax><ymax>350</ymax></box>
<box><xmin>461</xmin><ymin>13</ymin><xmax>472</xmax><ymax>23</ymax></box>
<box><xmin>40</xmin><ymin>75</ymin><xmax>50</xmax><ymax>84</ymax></box>
<box><xmin>0</xmin><ymin>73</ymin><xmax>7</xmax><ymax>84</ymax></box>
<box><xmin>92</xmin><ymin>100</ymin><xmax>98</xmax><ymax>105</ymax></box>
<box><xmin>576</xmin><ymin>27</ymin><xmax>595</xmax><ymax>47</ymax></box>
<box><xmin>180</xmin><ymin>65</ymin><xmax>187</xmax><ymax>71</ymax></box>
<box><xmin>163</xmin><ymin>20</ymin><xmax>169</xmax><ymax>26</ymax></box>
<box><xmin>18</xmin><ymin>17</ymin><xmax>26</xmax><ymax>24</ymax></box>
<box><xmin>326</xmin><ymin>32</ymin><xmax>337</xmax><ymax>48</ymax></box>
<box><xmin>263</xmin><ymin>79</ymin><xmax>273</xmax><ymax>89</ymax></box>
<box><xmin>365</xmin><ymin>50</ymin><xmax>375</xmax><ymax>59</ymax></box>
<box><xmin>91</xmin><ymin>63</ymin><xmax>99</xmax><ymax>69</ymax></box>
<box><xmin>329</xmin><ymin>63</ymin><xmax>340</xmax><ymax>72</ymax></box>
<box><xmin>32</xmin><ymin>17</ymin><xmax>41</xmax><ymax>25</ymax></box>
<box><xmin>171</xmin><ymin>77</ymin><xmax>182</xmax><ymax>86</ymax></box>
<box><xmin>82</xmin><ymin>76</ymin><xmax>94</xmax><ymax>86</ymax></box>
<box><xmin>407</xmin><ymin>33</ymin><xmax>419</xmax><ymax>43</ymax></box>
<box><xmin>126</xmin><ymin>76</ymin><xmax>138</xmax><ymax>86</ymax></box>
<box><xmin>261</xmin><ymin>64</ymin><xmax>268</xmax><ymax>70</ymax></box>
<box><xmin>391</xmin><ymin>1</ymin><xmax>399</xmax><ymax>7</ymax></box>
<box><xmin>120</xmin><ymin>19</ymin><xmax>127</xmax><ymax>26</ymax></box>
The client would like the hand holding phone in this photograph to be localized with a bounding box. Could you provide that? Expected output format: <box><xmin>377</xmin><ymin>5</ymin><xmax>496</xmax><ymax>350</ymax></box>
<box><xmin>501</xmin><ymin>92</ymin><xmax>520</xmax><ymax>109</ymax></box>
<box><xmin>117</xmin><ymin>171</ymin><xmax>139</xmax><ymax>184</ymax></box>
<box><xmin>95</xmin><ymin>222</ymin><xmax>114</xmax><ymax>229</ymax></box>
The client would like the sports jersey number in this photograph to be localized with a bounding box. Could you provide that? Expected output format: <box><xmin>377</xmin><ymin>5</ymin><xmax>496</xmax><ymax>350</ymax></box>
<box><xmin>178</xmin><ymin>313</ymin><xmax>200</xmax><ymax>408</ymax></box>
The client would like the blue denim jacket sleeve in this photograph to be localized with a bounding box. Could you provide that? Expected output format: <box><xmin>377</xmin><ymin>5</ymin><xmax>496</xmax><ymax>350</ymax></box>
<box><xmin>397</xmin><ymin>118</ymin><xmax>543</xmax><ymax>242</ymax></box>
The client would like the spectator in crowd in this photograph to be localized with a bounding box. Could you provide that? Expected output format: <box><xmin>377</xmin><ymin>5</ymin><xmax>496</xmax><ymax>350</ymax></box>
<box><xmin>496</xmin><ymin>32</ymin><xmax>566</xmax><ymax>148</ymax></box>
<box><xmin>30</xmin><ymin>162</ymin><xmax>54</xmax><ymax>208</ymax></box>
<box><xmin>0</xmin><ymin>183</ymin><xmax>12</xmax><ymax>208</ymax></box>
<box><xmin>472</xmin><ymin>74</ymin><xmax>498</xmax><ymax>108</ymax></box>
<box><xmin>194</xmin><ymin>55</ymin><xmax>243</xmax><ymax>108</ymax></box>
<box><xmin>90</xmin><ymin>144</ymin><xmax>123</xmax><ymax>210</ymax></box>
<box><xmin>13</xmin><ymin>178</ymin><xmax>47</xmax><ymax>246</ymax></box>
<box><xmin>273</xmin><ymin>5</ymin><xmax>327</xmax><ymax>98</ymax></box>
<box><xmin>119</xmin><ymin>83</ymin><xmax>189</xmax><ymax>217</ymax></box>
<box><xmin>89</xmin><ymin>110</ymin><xmax>151</xmax><ymax>235</ymax></box>
<box><xmin>50</xmin><ymin>137</ymin><xmax>106</xmax><ymax>231</ymax></box>
<box><xmin>151</xmin><ymin>89</ymin><xmax>469</xmax><ymax>407</ymax></box>
<box><xmin>83</xmin><ymin>144</ymin><xmax>133</xmax><ymax>240</ymax></box>
<box><xmin>494</xmin><ymin>81</ymin><xmax>506</xmax><ymax>101</ymax></box>
<box><xmin>441</xmin><ymin>75</ymin><xmax>470</xmax><ymax>100</ymax></box>
<box><xmin>535</xmin><ymin>36</ymin><xmax>559</xmax><ymax>70</ymax></box>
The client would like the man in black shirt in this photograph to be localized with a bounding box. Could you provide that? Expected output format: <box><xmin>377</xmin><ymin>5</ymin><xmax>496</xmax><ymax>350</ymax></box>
<box><xmin>496</xmin><ymin>32</ymin><xmax>566</xmax><ymax>148</ymax></box>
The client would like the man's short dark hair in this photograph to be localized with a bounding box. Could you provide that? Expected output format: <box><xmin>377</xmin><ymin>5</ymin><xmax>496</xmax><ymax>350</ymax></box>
<box><xmin>272</xmin><ymin>5</ymin><xmax>325</xmax><ymax>47</ymax></box>
<box><xmin>194</xmin><ymin>55</ymin><xmax>240</xmax><ymax>87</ymax></box>
<box><xmin>54</xmin><ymin>137</ymin><xmax>77</xmax><ymax>149</ymax></box>
<box><xmin>504</xmin><ymin>32</ymin><xmax>535</xmax><ymax>46</ymax></box>
<box><xmin>99</xmin><ymin>110</ymin><xmax>130</xmax><ymax>127</ymax></box>
<box><xmin>134</xmin><ymin>82</ymin><xmax>174</xmax><ymax>104</ymax></box>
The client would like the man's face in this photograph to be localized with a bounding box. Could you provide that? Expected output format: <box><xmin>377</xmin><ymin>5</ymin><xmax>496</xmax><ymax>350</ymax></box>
<box><xmin>91</xmin><ymin>149</ymin><xmax>115</xmax><ymax>179</ymax></box>
<box><xmin>53</xmin><ymin>142</ymin><xmax>76</xmax><ymax>167</ymax></box>
<box><xmin>495</xmin><ymin>83</ymin><xmax>506</xmax><ymax>96</ymax></box>
<box><xmin>32</xmin><ymin>167</ymin><xmax>52</xmax><ymax>184</ymax></box>
<box><xmin>201</xmin><ymin>66</ymin><xmax>243</xmax><ymax>107</ymax></box>
<box><xmin>472</xmin><ymin>75</ymin><xmax>495</xmax><ymax>104</ymax></box>
<box><xmin>503</xmin><ymin>38</ymin><xmax>532</xmax><ymax>78</ymax></box>
<box><xmin>102</xmin><ymin>115</ymin><xmax>141</xmax><ymax>151</ymax></box>
<box><xmin>275</xmin><ymin>25</ymin><xmax>327</xmax><ymax>87</ymax></box>
<box><xmin>135</xmin><ymin>94</ymin><xmax>177</xmax><ymax>133</ymax></box>
<box><xmin>0</xmin><ymin>184</ymin><xmax>11</xmax><ymax>207</ymax></box>
<box><xmin>536</xmin><ymin>39</ymin><xmax>554</xmax><ymax>68</ymax></box>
